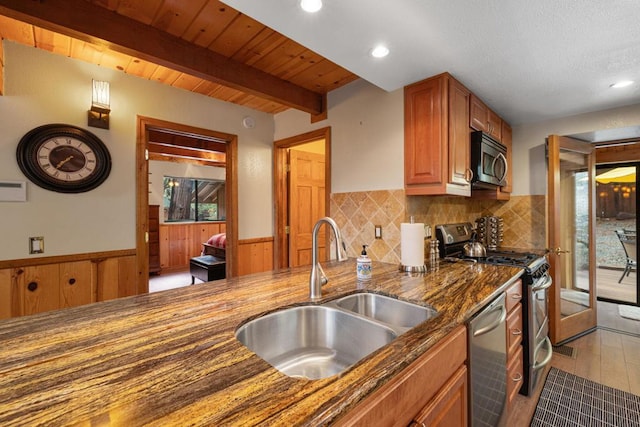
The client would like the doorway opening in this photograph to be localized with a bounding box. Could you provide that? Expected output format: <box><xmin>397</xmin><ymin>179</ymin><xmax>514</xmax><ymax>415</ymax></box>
<box><xmin>594</xmin><ymin>162</ymin><xmax>638</xmax><ymax>306</ymax></box>
<box><xmin>274</xmin><ymin>127</ymin><xmax>331</xmax><ymax>270</ymax></box>
<box><xmin>136</xmin><ymin>116</ymin><xmax>238</xmax><ymax>294</ymax></box>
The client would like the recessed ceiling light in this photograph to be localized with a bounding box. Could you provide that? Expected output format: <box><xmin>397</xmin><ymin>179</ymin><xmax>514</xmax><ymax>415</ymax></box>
<box><xmin>300</xmin><ymin>0</ymin><xmax>322</xmax><ymax>13</ymax></box>
<box><xmin>610</xmin><ymin>80</ymin><xmax>634</xmax><ymax>88</ymax></box>
<box><xmin>370</xmin><ymin>45</ymin><xmax>390</xmax><ymax>58</ymax></box>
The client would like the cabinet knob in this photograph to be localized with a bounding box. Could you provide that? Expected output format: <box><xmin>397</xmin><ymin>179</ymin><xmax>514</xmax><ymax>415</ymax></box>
<box><xmin>512</xmin><ymin>373</ymin><xmax>523</xmax><ymax>382</ymax></box>
<box><xmin>27</xmin><ymin>281</ymin><xmax>38</xmax><ymax>292</ymax></box>
<box><xmin>512</xmin><ymin>328</ymin><xmax>522</xmax><ymax>336</ymax></box>
<box><xmin>68</xmin><ymin>278</ymin><xmax>76</xmax><ymax>285</ymax></box>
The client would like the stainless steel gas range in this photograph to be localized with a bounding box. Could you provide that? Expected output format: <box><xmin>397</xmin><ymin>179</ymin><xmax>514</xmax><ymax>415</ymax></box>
<box><xmin>435</xmin><ymin>223</ymin><xmax>552</xmax><ymax>398</ymax></box>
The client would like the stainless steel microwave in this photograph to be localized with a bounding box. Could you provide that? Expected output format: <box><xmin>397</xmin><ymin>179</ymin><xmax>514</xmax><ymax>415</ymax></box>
<box><xmin>471</xmin><ymin>131</ymin><xmax>508</xmax><ymax>188</ymax></box>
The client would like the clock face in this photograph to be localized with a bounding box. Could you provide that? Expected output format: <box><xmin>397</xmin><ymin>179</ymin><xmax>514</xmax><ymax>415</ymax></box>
<box><xmin>17</xmin><ymin>124</ymin><xmax>111</xmax><ymax>193</ymax></box>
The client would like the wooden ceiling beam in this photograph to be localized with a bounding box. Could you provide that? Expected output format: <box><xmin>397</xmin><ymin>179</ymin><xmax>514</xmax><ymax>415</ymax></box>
<box><xmin>0</xmin><ymin>0</ymin><xmax>325</xmax><ymax>115</ymax></box>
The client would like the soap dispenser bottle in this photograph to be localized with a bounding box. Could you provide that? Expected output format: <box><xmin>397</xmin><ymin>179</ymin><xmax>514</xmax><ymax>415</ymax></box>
<box><xmin>357</xmin><ymin>245</ymin><xmax>372</xmax><ymax>281</ymax></box>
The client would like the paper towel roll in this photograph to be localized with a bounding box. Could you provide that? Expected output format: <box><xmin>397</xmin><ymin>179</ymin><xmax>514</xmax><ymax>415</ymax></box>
<box><xmin>400</xmin><ymin>223</ymin><xmax>425</xmax><ymax>267</ymax></box>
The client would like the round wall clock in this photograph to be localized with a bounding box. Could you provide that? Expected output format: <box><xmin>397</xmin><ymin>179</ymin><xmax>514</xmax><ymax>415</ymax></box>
<box><xmin>16</xmin><ymin>124</ymin><xmax>112</xmax><ymax>193</ymax></box>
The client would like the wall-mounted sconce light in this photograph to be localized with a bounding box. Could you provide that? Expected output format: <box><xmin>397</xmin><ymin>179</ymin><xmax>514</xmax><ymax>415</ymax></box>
<box><xmin>88</xmin><ymin>80</ymin><xmax>110</xmax><ymax>129</ymax></box>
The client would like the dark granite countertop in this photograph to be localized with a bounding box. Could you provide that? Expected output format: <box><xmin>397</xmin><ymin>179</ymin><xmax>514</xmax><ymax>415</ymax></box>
<box><xmin>0</xmin><ymin>259</ymin><xmax>522</xmax><ymax>426</ymax></box>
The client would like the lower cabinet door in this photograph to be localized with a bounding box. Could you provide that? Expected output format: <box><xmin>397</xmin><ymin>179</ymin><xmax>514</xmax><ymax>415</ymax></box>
<box><xmin>59</xmin><ymin>261</ymin><xmax>95</xmax><ymax>308</ymax></box>
<box><xmin>19</xmin><ymin>264</ymin><xmax>60</xmax><ymax>316</ymax></box>
<box><xmin>411</xmin><ymin>365</ymin><xmax>468</xmax><ymax>427</ymax></box>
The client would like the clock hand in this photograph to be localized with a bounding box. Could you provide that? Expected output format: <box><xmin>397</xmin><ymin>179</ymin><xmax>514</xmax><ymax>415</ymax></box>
<box><xmin>55</xmin><ymin>155</ymin><xmax>74</xmax><ymax>169</ymax></box>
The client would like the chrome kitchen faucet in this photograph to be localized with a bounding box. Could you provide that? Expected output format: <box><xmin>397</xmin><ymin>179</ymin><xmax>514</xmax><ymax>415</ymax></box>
<box><xmin>309</xmin><ymin>217</ymin><xmax>348</xmax><ymax>300</ymax></box>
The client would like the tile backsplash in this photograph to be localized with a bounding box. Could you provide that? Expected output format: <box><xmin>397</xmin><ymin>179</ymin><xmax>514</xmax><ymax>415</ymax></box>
<box><xmin>330</xmin><ymin>189</ymin><xmax>546</xmax><ymax>263</ymax></box>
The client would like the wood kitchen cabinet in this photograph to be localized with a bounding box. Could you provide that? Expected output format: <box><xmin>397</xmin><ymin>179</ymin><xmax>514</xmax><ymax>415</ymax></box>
<box><xmin>335</xmin><ymin>325</ymin><xmax>467</xmax><ymax>426</ymax></box>
<box><xmin>0</xmin><ymin>251</ymin><xmax>138</xmax><ymax>319</ymax></box>
<box><xmin>505</xmin><ymin>279</ymin><xmax>524</xmax><ymax>414</ymax></box>
<box><xmin>470</xmin><ymin>94</ymin><xmax>502</xmax><ymax>141</ymax></box>
<box><xmin>15</xmin><ymin>261</ymin><xmax>94</xmax><ymax>317</ymax></box>
<box><xmin>404</xmin><ymin>72</ymin><xmax>472</xmax><ymax>197</ymax></box>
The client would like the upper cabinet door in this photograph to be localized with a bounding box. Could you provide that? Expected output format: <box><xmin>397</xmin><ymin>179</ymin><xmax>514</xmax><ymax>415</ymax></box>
<box><xmin>448</xmin><ymin>78</ymin><xmax>471</xmax><ymax>188</ymax></box>
<box><xmin>470</xmin><ymin>94</ymin><xmax>502</xmax><ymax>141</ymax></box>
<box><xmin>487</xmin><ymin>109</ymin><xmax>502</xmax><ymax>141</ymax></box>
<box><xmin>499</xmin><ymin>122</ymin><xmax>513</xmax><ymax>194</ymax></box>
<box><xmin>470</xmin><ymin>94</ymin><xmax>488</xmax><ymax>132</ymax></box>
<box><xmin>404</xmin><ymin>75</ymin><xmax>445</xmax><ymax>189</ymax></box>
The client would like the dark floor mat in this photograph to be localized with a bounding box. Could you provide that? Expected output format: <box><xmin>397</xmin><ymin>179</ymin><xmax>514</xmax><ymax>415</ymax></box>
<box><xmin>552</xmin><ymin>344</ymin><xmax>577</xmax><ymax>358</ymax></box>
<box><xmin>531</xmin><ymin>367</ymin><xmax>640</xmax><ymax>426</ymax></box>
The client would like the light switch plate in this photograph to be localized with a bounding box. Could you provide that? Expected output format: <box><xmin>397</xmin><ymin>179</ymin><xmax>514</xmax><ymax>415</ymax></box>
<box><xmin>374</xmin><ymin>225</ymin><xmax>382</xmax><ymax>239</ymax></box>
<box><xmin>29</xmin><ymin>236</ymin><xmax>44</xmax><ymax>254</ymax></box>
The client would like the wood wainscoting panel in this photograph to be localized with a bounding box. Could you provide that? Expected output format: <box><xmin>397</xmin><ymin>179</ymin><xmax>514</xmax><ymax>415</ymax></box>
<box><xmin>160</xmin><ymin>222</ymin><xmax>227</xmax><ymax>272</ymax></box>
<box><xmin>59</xmin><ymin>261</ymin><xmax>95</xmax><ymax>309</ymax></box>
<box><xmin>0</xmin><ymin>269</ymin><xmax>12</xmax><ymax>319</ymax></box>
<box><xmin>18</xmin><ymin>264</ymin><xmax>61</xmax><ymax>317</ymax></box>
<box><xmin>0</xmin><ymin>250</ymin><xmax>137</xmax><ymax>319</ymax></box>
<box><xmin>237</xmin><ymin>237</ymin><xmax>274</xmax><ymax>276</ymax></box>
<box><xmin>97</xmin><ymin>255</ymin><xmax>138</xmax><ymax>302</ymax></box>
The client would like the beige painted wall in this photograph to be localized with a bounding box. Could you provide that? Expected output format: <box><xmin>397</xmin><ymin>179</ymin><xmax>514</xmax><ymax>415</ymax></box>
<box><xmin>512</xmin><ymin>104</ymin><xmax>640</xmax><ymax>195</ymax></box>
<box><xmin>275</xmin><ymin>79</ymin><xmax>404</xmax><ymax>193</ymax></box>
<box><xmin>0</xmin><ymin>41</ymin><xmax>274</xmax><ymax>261</ymax></box>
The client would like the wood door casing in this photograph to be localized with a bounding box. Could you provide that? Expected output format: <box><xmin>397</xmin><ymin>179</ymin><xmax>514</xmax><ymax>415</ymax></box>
<box><xmin>273</xmin><ymin>127</ymin><xmax>331</xmax><ymax>270</ymax></box>
<box><xmin>289</xmin><ymin>149</ymin><xmax>326</xmax><ymax>267</ymax></box>
<box><xmin>136</xmin><ymin>116</ymin><xmax>238</xmax><ymax>289</ymax></box>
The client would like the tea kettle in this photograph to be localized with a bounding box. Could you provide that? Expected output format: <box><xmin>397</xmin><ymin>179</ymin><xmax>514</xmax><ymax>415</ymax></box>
<box><xmin>463</xmin><ymin>232</ymin><xmax>487</xmax><ymax>258</ymax></box>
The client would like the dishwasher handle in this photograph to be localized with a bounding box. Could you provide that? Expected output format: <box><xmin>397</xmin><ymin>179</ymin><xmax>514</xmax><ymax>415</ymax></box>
<box><xmin>472</xmin><ymin>304</ymin><xmax>507</xmax><ymax>337</ymax></box>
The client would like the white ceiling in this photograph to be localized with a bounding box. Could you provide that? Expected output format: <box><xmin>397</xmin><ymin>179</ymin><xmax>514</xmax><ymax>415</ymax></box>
<box><xmin>222</xmin><ymin>0</ymin><xmax>640</xmax><ymax>127</ymax></box>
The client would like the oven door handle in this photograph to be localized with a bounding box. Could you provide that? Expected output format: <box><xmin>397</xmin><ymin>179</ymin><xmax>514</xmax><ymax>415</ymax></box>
<box><xmin>532</xmin><ymin>274</ymin><xmax>553</xmax><ymax>292</ymax></box>
<box><xmin>532</xmin><ymin>336</ymin><xmax>553</xmax><ymax>370</ymax></box>
<box><xmin>472</xmin><ymin>304</ymin><xmax>507</xmax><ymax>337</ymax></box>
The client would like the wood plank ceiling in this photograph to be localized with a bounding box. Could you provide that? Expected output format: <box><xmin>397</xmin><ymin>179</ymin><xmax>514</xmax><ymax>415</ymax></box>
<box><xmin>0</xmin><ymin>0</ymin><xmax>359</xmax><ymax>116</ymax></box>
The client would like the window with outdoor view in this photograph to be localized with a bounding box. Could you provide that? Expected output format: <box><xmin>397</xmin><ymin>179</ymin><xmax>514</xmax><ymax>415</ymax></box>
<box><xmin>163</xmin><ymin>176</ymin><xmax>226</xmax><ymax>222</ymax></box>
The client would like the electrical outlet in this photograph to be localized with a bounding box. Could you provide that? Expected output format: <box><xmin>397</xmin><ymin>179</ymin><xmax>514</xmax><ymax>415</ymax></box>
<box><xmin>29</xmin><ymin>236</ymin><xmax>44</xmax><ymax>254</ymax></box>
<box><xmin>374</xmin><ymin>225</ymin><xmax>382</xmax><ymax>239</ymax></box>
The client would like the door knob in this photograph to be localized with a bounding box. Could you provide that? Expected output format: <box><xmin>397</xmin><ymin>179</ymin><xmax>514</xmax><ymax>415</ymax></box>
<box><xmin>549</xmin><ymin>247</ymin><xmax>570</xmax><ymax>255</ymax></box>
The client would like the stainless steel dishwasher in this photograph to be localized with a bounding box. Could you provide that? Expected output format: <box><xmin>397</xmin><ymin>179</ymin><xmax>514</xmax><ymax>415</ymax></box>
<box><xmin>468</xmin><ymin>293</ymin><xmax>507</xmax><ymax>427</ymax></box>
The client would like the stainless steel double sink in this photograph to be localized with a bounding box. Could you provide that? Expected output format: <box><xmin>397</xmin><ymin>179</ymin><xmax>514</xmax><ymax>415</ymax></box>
<box><xmin>235</xmin><ymin>293</ymin><xmax>438</xmax><ymax>379</ymax></box>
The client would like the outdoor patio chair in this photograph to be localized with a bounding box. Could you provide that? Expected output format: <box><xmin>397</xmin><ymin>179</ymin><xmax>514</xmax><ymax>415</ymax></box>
<box><xmin>615</xmin><ymin>229</ymin><xmax>637</xmax><ymax>283</ymax></box>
